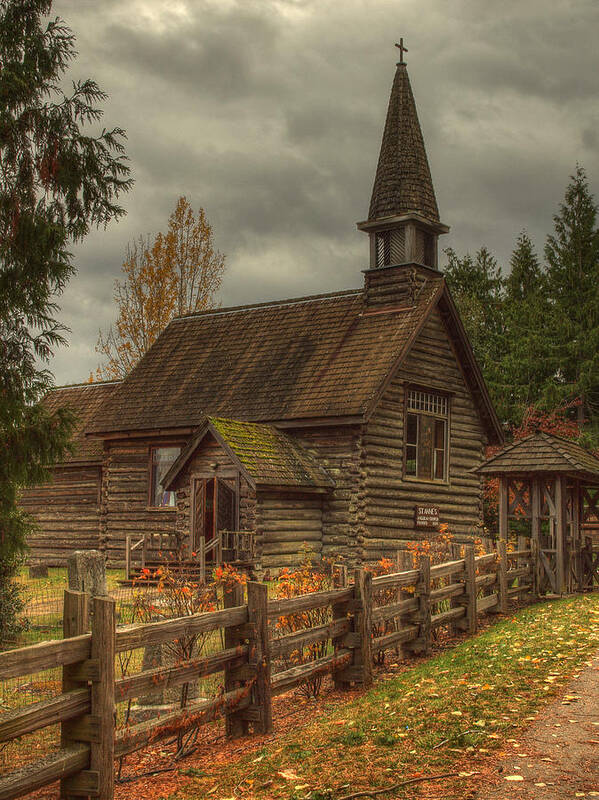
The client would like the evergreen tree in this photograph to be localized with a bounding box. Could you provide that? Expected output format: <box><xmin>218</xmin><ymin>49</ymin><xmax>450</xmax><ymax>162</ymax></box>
<box><xmin>544</xmin><ymin>166</ymin><xmax>599</xmax><ymax>424</ymax></box>
<box><xmin>443</xmin><ymin>246</ymin><xmax>507</xmax><ymax>418</ymax></box>
<box><xmin>0</xmin><ymin>0</ymin><xmax>131</xmax><ymax>644</ymax></box>
<box><xmin>500</xmin><ymin>231</ymin><xmax>551</xmax><ymax>424</ymax></box>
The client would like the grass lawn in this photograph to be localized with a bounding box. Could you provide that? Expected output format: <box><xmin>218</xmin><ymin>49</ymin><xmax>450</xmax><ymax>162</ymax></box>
<box><xmin>17</xmin><ymin>565</ymin><xmax>125</xmax><ymax>592</ymax></box>
<box><xmin>174</xmin><ymin>593</ymin><xmax>599</xmax><ymax>800</ymax></box>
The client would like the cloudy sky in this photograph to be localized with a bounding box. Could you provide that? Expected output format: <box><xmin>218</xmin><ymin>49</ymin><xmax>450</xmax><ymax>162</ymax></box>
<box><xmin>51</xmin><ymin>0</ymin><xmax>599</xmax><ymax>384</ymax></box>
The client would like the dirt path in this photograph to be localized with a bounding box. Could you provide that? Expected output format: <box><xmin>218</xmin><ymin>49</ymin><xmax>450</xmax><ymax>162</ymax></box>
<box><xmin>476</xmin><ymin>653</ymin><xmax>599</xmax><ymax>800</ymax></box>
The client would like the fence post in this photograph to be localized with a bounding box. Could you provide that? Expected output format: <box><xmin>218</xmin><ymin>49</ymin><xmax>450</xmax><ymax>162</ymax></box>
<box><xmin>406</xmin><ymin>555</ymin><xmax>431</xmax><ymax>655</ymax></box>
<box><xmin>224</xmin><ymin>583</ymin><xmax>247</xmax><ymax>737</ymax></box>
<box><xmin>60</xmin><ymin>590</ymin><xmax>89</xmax><ymax>800</ymax></box>
<box><xmin>91</xmin><ymin>596</ymin><xmax>116</xmax><ymax>800</ymax></box>
<box><xmin>331</xmin><ymin>568</ymin><xmax>352</xmax><ymax>690</ymax></box>
<box><xmin>246</xmin><ymin>582</ymin><xmax>272</xmax><ymax>734</ymax></box>
<box><xmin>463</xmin><ymin>545</ymin><xmax>477</xmax><ymax>635</ymax></box>
<box><xmin>352</xmin><ymin>568</ymin><xmax>373</xmax><ymax>687</ymax></box>
<box><xmin>497</xmin><ymin>540</ymin><xmax>508</xmax><ymax>613</ymax></box>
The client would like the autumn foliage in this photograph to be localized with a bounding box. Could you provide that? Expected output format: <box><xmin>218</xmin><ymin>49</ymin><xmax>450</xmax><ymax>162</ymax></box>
<box><xmin>273</xmin><ymin>550</ymin><xmax>333</xmax><ymax>698</ymax></box>
<box><xmin>97</xmin><ymin>196</ymin><xmax>225</xmax><ymax>379</ymax></box>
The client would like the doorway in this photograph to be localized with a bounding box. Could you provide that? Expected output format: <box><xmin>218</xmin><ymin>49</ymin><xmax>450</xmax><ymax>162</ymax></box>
<box><xmin>192</xmin><ymin>476</ymin><xmax>237</xmax><ymax>555</ymax></box>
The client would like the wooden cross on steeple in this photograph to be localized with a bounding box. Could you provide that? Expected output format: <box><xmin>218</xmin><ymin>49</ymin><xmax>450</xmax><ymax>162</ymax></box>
<box><xmin>395</xmin><ymin>38</ymin><xmax>408</xmax><ymax>64</ymax></box>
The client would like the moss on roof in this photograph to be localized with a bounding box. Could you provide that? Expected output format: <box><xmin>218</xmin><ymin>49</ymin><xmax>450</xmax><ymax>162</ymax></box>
<box><xmin>208</xmin><ymin>417</ymin><xmax>333</xmax><ymax>489</ymax></box>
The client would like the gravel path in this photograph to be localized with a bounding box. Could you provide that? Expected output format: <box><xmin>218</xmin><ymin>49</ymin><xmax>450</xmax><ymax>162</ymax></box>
<box><xmin>478</xmin><ymin>653</ymin><xmax>599</xmax><ymax>800</ymax></box>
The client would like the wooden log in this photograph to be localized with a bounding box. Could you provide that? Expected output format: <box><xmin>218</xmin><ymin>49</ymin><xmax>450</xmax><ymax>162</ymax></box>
<box><xmin>90</xmin><ymin>597</ymin><xmax>115</xmax><ymax>800</ymax></box>
<box><xmin>331</xmin><ymin>577</ymin><xmax>353</xmax><ymax>690</ymax></box>
<box><xmin>431</xmin><ymin>607</ymin><xmax>465</xmax><ymax>628</ymax></box>
<box><xmin>371</xmin><ymin>597</ymin><xmax>419</xmax><ymax>624</ymax></box>
<box><xmin>0</xmin><ymin>635</ymin><xmax>91</xmax><ymax>681</ymax></box>
<box><xmin>477</xmin><ymin>593</ymin><xmax>499</xmax><ymax>613</ymax></box>
<box><xmin>270</xmin><ymin>618</ymin><xmax>350</xmax><ymax>659</ymax></box>
<box><xmin>430</xmin><ymin>559</ymin><xmax>466</xmax><ymax>579</ymax></box>
<box><xmin>115</xmin><ymin>686</ymin><xmax>252</xmax><ymax>757</ymax></box>
<box><xmin>115</xmin><ymin>605</ymin><xmax>248</xmax><ymax>652</ymax></box>
<box><xmin>0</xmin><ymin>688</ymin><xmax>89</xmax><ymax>744</ymax></box>
<box><xmin>463</xmin><ymin>546</ymin><xmax>477</xmax><ymax>635</ymax></box>
<box><xmin>353</xmin><ymin>569</ymin><xmax>373</xmax><ymax>687</ymax></box>
<box><xmin>475</xmin><ymin>553</ymin><xmax>497</xmax><ymax>567</ymax></box>
<box><xmin>0</xmin><ymin>745</ymin><xmax>90</xmax><ymax>800</ymax></box>
<box><xmin>267</xmin><ymin>587</ymin><xmax>353</xmax><ymax>618</ymax></box>
<box><xmin>372</xmin><ymin>625</ymin><xmax>419</xmax><ymax>652</ymax></box>
<box><xmin>371</xmin><ymin>569</ymin><xmax>419</xmax><ymax>589</ymax></box>
<box><xmin>61</xmin><ymin>588</ymin><xmax>90</xmax><ymax>799</ymax></box>
<box><xmin>272</xmin><ymin>650</ymin><xmax>352</xmax><ymax>696</ymax></box>
<box><xmin>224</xmin><ymin>584</ymin><xmax>247</xmax><ymax>738</ymax></box>
<box><xmin>406</xmin><ymin>556</ymin><xmax>431</xmax><ymax>655</ymax></box>
<box><xmin>430</xmin><ymin>581</ymin><xmax>465</xmax><ymax>604</ymax></box>
<box><xmin>497</xmin><ymin>540</ymin><xmax>508</xmax><ymax>613</ymax></box>
<box><xmin>115</xmin><ymin>646</ymin><xmax>249</xmax><ymax>704</ymax></box>
<box><xmin>499</xmin><ymin>478</ymin><xmax>508</xmax><ymax>541</ymax></box>
<box><xmin>247</xmin><ymin>582</ymin><xmax>272</xmax><ymax>734</ymax></box>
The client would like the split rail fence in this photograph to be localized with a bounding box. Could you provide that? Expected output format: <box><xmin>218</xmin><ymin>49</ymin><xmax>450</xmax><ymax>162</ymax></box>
<box><xmin>0</xmin><ymin>542</ymin><xmax>547</xmax><ymax>800</ymax></box>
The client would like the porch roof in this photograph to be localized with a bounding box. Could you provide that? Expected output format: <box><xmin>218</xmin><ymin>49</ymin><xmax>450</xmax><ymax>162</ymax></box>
<box><xmin>476</xmin><ymin>432</ymin><xmax>599</xmax><ymax>483</ymax></box>
<box><xmin>164</xmin><ymin>417</ymin><xmax>335</xmax><ymax>491</ymax></box>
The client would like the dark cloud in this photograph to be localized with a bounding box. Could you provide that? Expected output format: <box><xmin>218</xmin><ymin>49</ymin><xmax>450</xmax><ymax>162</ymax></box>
<box><xmin>49</xmin><ymin>0</ymin><xmax>599</xmax><ymax>384</ymax></box>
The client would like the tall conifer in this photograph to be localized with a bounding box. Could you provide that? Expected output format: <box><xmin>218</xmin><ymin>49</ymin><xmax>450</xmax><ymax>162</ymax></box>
<box><xmin>443</xmin><ymin>246</ymin><xmax>506</xmax><ymax>418</ymax></box>
<box><xmin>501</xmin><ymin>232</ymin><xmax>551</xmax><ymax>424</ymax></box>
<box><xmin>0</xmin><ymin>0</ymin><xmax>131</xmax><ymax>643</ymax></box>
<box><xmin>544</xmin><ymin>166</ymin><xmax>599</xmax><ymax>423</ymax></box>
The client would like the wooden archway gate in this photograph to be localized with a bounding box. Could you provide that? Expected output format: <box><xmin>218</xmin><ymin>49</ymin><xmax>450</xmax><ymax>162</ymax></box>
<box><xmin>498</xmin><ymin>475</ymin><xmax>584</xmax><ymax>594</ymax></box>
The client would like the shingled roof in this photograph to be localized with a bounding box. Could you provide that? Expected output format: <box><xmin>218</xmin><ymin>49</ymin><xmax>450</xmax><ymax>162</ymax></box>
<box><xmin>368</xmin><ymin>63</ymin><xmax>440</xmax><ymax>223</ymax></box>
<box><xmin>164</xmin><ymin>417</ymin><xmax>334</xmax><ymax>491</ymax></box>
<box><xmin>477</xmin><ymin>432</ymin><xmax>599</xmax><ymax>482</ymax></box>
<box><xmin>44</xmin><ymin>381</ymin><xmax>120</xmax><ymax>465</ymax></box>
<box><xmin>87</xmin><ymin>276</ymin><xmax>502</xmax><ymax>444</ymax></box>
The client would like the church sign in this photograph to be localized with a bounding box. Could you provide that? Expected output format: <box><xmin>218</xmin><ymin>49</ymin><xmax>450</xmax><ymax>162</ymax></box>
<box><xmin>414</xmin><ymin>504</ymin><xmax>440</xmax><ymax>530</ymax></box>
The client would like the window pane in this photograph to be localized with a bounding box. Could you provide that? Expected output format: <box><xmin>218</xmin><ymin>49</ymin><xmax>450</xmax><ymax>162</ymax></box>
<box><xmin>434</xmin><ymin>419</ymin><xmax>445</xmax><ymax>449</ymax></box>
<box><xmin>151</xmin><ymin>447</ymin><xmax>181</xmax><ymax>507</ymax></box>
<box><xmin>434</xmin><ymin>449</ymin><xmax>444</xmax><ymax>480</ymax></box>
<box><xmin>406</xmin><ymin>445</ymin><xmax>417</xmax><ymax>476</ymax></box>
<box><xmin>406</xmin><ymin>413</ymin><xmax>418</xmax><ymax>445</ymax></box>
<box><xmin>418</xmin><ymin>416</ymin><xmax>434</xmax><ymax>480</ymax></box>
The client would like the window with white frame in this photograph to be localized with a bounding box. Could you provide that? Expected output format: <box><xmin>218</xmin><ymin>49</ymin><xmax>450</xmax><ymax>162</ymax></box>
<box><xmin>405</xmin><ymin>389</ymin><xmax>449</xmax><ymax>481</ymax></box>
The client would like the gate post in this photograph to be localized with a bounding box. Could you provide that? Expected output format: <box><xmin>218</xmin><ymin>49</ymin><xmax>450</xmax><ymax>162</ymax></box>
<box><xmin>224</xmin><ymin>583</ymin><xmax>247</xmax><ymax>737</ymax></box>
<box><xmin>91</xmin><ymin>596</ymin><xmax>116</xmax><ymax>800</ymax></box>
<box><xmin>246</xmin><ymin>582</ymin><xmax>272</xmax><ymax>733</ymax></box>
<box><xmin>497</xmin><ymin>540</ymin><xmax>508</xmax><ymax>613</ymax></box>
<box><xmin>60</xmin><ymin>590</ymin><xmax>89</xmax><ymax>800</ymax></box>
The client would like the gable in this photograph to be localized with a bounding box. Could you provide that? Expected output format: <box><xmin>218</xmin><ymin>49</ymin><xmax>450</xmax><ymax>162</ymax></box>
<box><xmin>165</xmin><ymin>418</ymin><xmax>334</xmax><ymax>491</ymax></box>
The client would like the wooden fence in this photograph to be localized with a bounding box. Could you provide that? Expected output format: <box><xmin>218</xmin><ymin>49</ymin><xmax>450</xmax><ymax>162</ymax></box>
<box><xmin>0</xmin><ymin>543</ymin><xmax>541</xmax><ymax>800</ymax></box>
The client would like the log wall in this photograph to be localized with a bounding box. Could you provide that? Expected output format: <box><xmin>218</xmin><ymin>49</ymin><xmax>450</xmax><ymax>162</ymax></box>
<box><xmin>360</xmin><ymin>306</ymin><xmax>487</xmax><ymax>560</ymax></box>
<box><xmin>21</xmin><ymin>465</ymin><xmax>102</xmax><ymax>565</ymax></box>
<box><xmin>101</xmin><ymin>438</ymin><xmax>185</xmax><ymax>567</ymax></box>
<box><xmin>255</xmin><ymin>492</ymin><xmax>323</xmax><ymax>573</ymax></box>
<box><xmin>284</xmin><ymin>426</ymin><xmax>363</xmax><ymax>566</ymax></box>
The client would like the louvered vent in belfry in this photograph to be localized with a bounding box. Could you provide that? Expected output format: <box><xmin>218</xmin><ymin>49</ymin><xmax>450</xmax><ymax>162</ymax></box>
<box><xmin>390</xmin><ymin>228</ymin><xmax>405</xmax><ymax>264</ymax></box>
<box><xmin>375</xmin><ymin>228</ymin><xmax>406</xmax><ymax>267</ymax></box>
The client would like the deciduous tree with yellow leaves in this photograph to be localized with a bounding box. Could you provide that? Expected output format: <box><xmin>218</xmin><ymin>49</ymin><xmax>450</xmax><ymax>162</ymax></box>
<box><xmin>97</xmin><ymin>196</ymin><xmax>225</xmax><ymax>378</ymax></box>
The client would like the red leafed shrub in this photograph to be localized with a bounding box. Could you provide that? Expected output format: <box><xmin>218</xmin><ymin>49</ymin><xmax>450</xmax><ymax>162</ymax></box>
<box><xmin>273</xmin><ymin>549</ymin><xmax>333</xmax><ymax>698</ymax></box>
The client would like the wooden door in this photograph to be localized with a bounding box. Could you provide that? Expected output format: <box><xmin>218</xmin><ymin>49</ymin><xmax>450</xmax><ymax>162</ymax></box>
<box><xmin>216</xmin><ymin>478</ymin><xmax>236</xmax><ymax>534</ymax></box>
<box><xmin>192</xmin><ymin>478</ymin><xmax>206</xmax><ymax>550</ymax></box>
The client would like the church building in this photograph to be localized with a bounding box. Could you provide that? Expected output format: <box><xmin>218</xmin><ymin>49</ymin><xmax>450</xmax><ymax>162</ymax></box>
<box><xmin>23</xmin><ymin>55</ymin><xmax>503</xmax><ymax>573</ymax></box>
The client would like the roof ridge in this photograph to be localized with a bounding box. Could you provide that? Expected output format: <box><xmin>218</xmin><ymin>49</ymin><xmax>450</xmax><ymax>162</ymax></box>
<box><xmin>172</xmin><ymin>288</ymin><xmax>362</xmax><ymax>323</ymax></box>
<box><xmin>51</xmin><ymin>380</ymin><xmax>121</xmax><ymax>391</ymax></box>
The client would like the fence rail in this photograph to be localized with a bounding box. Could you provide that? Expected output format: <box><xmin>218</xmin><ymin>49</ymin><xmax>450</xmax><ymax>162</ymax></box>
<box><xmin>0</xmin><ymin>541</ymin><xmax>570</xmax><ymax>800</ymax></box>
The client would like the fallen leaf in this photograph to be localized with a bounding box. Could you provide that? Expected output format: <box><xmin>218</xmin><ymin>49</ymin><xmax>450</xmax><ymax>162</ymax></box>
<box><xmin>505</xmin><ymin>775</ymin><xmax>524</xmax><ymax>781</ymax></box>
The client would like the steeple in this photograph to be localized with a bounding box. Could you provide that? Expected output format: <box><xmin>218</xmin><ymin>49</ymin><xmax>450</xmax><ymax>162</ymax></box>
<box><xmin>357</xmin><ymin>51</ymin><xmax>449</xmax><ymax>273</ymax></box>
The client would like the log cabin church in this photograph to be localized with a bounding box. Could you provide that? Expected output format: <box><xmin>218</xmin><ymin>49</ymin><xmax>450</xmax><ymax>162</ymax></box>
<box><xmin>22</xmin><ymin>57</ymin><xmax>504</xmax><ymax>575</ymax></box>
